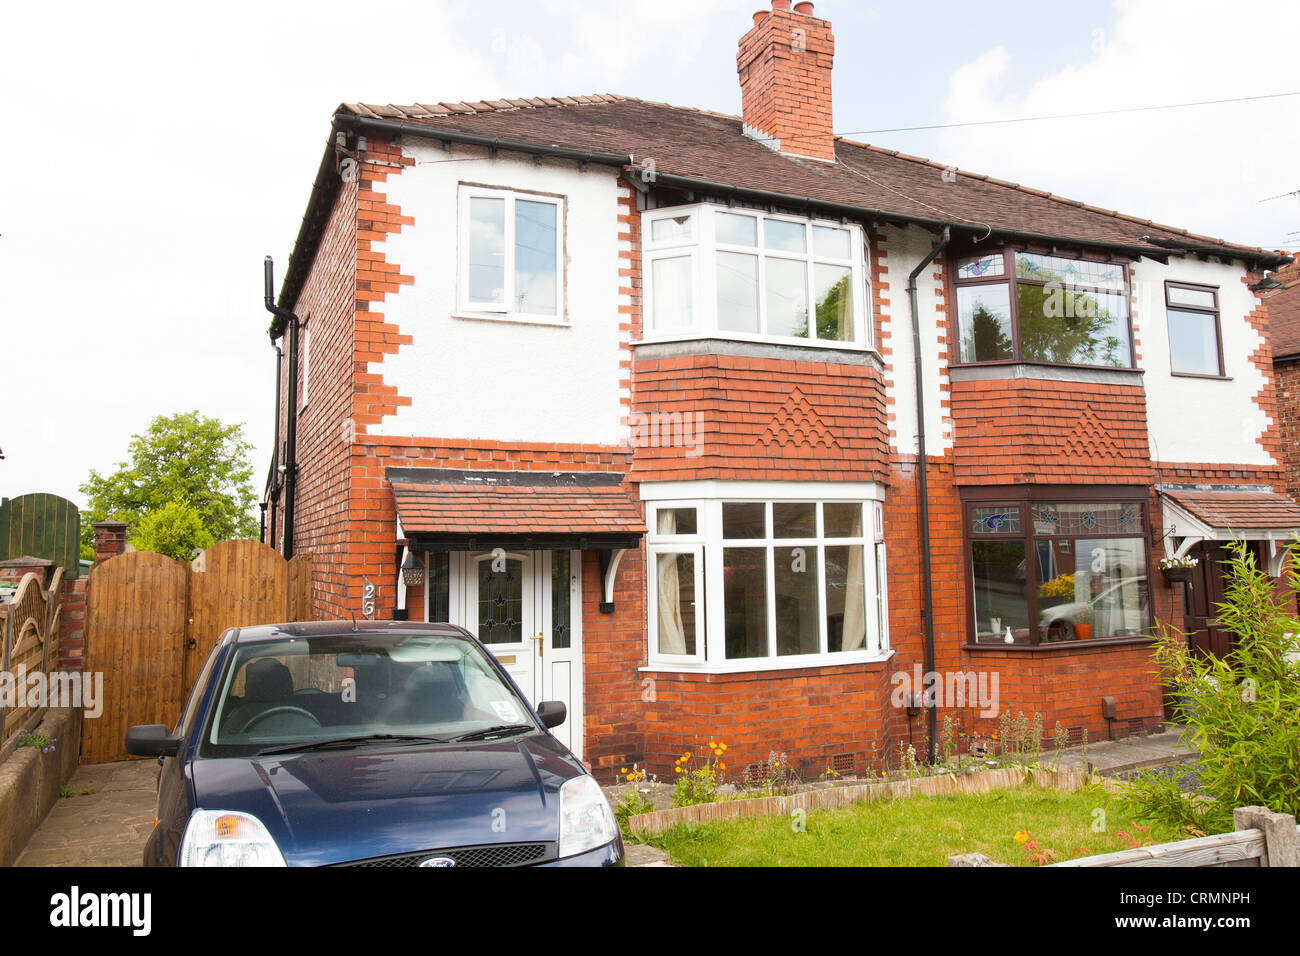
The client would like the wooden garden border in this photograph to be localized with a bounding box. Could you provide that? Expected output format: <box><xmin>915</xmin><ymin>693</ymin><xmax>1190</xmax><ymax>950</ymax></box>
<box><xmin>626</xmin><ymin>765</ymin><xmax>1088</xmax><ymax>837</ymax></box>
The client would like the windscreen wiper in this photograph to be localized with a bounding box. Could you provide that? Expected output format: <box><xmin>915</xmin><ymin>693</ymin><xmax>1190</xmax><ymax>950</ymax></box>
<box><xmin>452</xmin><ymin>724</ymin><xmax>535</xmax><ymax>742</ymax></box>
<box><xmin>257</xmin><ymin>733</ymin><xmax>448</xmax><ymax>755</ymax></box>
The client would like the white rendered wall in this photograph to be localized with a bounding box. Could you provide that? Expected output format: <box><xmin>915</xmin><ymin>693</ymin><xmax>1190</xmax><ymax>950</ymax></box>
<box><xmin>1133</xmin><ymin>256</ymin><xmax>1275</xmax><ymax>468</ymax></box>
<box><xmin>376</xmin><ymin>143</ymin><xmax>625</xmax><ymax>445</ymax></box>
<box><xmin>879</xmin><ymin>224</ymin><xmax>953</xmax><ymax>457</ymax></box>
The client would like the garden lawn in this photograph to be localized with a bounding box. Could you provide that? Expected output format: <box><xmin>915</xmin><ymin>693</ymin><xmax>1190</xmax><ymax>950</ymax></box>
<box><xmin>646</xmin><ymin>783</ymin><xmax>1181</xmax><ymax>867</ymax></box>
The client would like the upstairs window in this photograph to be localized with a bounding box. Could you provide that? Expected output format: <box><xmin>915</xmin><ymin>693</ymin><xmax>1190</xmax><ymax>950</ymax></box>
<box><xmin>458</xmin><ymin>185</ymin><xmax>563</xmax><ymax>322</ymax></box>
<box><xmin>1165</xmin><ymin>281</ymin><xmax>1223</xmax><ymax>377</ymax></box>
<box><xmin>951</xmin><ymin>248</ymin><xmax>1133</xmax><ymax>368</ymax></box>
<box><xmin>643</xmin><ymin>205</ymin><xmax>870</xmax><ymax>347</ymax></box>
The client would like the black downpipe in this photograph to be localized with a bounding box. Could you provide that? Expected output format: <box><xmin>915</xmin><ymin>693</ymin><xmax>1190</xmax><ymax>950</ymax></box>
<box><xmin>266</xmin><ymin>344</ymin><xmax>283</xmax><ymax>546</ymax></box>
<box><xmin>907</xmin><ymin>226</ymin><xmax>950</xmax><ymax>765</ymax></box>
<box><xmin>264</xmin><ymin>256</ymin><xmax>300</xmax><ymax>559</ymax></box>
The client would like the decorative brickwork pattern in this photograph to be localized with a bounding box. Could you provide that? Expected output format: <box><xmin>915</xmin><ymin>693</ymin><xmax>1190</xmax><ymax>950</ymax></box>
<box><xmin>629</xmin><ymin>353</ymin><xmax>889</xmax><ymax>482</ymax></box>
<box><xmin>756</xmin><ymin>387</ymin><xmax>840</xmax><ymax>454</ymax></box>
<box><xmin>951</xmin><ymin>378</ymin><xmax>1152</xmax><ymax>485</ymax></box>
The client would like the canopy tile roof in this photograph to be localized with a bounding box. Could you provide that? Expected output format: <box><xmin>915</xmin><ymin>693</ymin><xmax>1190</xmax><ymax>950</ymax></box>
<box><xmin>389</xmin><ymin>468</ymin><xmax>645</xmax><ymax>538</ymax></box>
<box><xmin>1163</xmin><ymin>490</ymin><xmax>1300</xmax><ymax>531</ymax></box>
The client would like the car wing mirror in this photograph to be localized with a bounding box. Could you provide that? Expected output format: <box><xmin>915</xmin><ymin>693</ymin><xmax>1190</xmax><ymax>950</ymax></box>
<box><xmin>535</xmin><ymin>701</ymin><xmax>566</xmax><ymax>729</ymax></box>
<box><xmin>125</xmin><ymin>724</ymin><xmax>182</xmax><ymax>758</ymax></box>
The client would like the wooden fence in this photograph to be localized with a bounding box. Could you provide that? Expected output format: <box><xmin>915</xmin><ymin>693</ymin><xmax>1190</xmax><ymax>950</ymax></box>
<box><xmin>81</xmin><ymin>540</ymin><xmax>311</xmax><ymax>764</ymax></box>
<box><xmin>0</xmin><ymin>567</ymin><xmax>64</xmax><ymax>750</ymax></box>
<box><xmin>0</xmin><ymin>494</ymin><xmax>80</xmax><ymax>578</ymax></box>
<box><xmin>1052</xmin><ymin>806</ymin><xmax>1298</xmax><ymax>867</ymax></box>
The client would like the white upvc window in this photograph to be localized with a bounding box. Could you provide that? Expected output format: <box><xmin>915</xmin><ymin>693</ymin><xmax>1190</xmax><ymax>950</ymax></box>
<box><xmin>642</xmin><ymin>204</ymin><xmax>871</xmax><ymax>348</ymax></box>
<box><xmin>458</xmin><ymin>185</ymin><xmax>564</xmax><ymax>323</ymax></box>
<box><xmin>644</xmin><ymin>484</ymin><xmax>889</xmax><ymax>672</ymax></box>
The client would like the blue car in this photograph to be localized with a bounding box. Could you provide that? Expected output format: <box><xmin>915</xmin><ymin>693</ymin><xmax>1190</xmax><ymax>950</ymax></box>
<box><xmin>125</xmin><ymin>620</ymin><xmax>623</xmax><ymax>867</ymax></box>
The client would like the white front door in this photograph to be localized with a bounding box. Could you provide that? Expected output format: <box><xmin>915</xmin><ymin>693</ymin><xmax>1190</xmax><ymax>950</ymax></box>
<box><xmin>448</xmin><ymin>550</ymin><xmax>583</xmax><ymax>758</ymax></box>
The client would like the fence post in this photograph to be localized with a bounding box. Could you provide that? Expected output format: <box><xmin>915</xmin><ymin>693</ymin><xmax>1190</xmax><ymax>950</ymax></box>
<box><xmin>1233</xmin><ymin>806</ymin><xmax>1298</xmax><ymax>867</ymax></box>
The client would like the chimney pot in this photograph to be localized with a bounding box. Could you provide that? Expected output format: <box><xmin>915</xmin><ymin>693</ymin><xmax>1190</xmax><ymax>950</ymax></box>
<box><xmin>772</xmin><ymin>0</ymin><xmax>791</xmax><ymax>9</ymax></box>
<box><xmin>794</xmin><ymin>1</ymin><xmax>813</xmax><ymax>12</ymax></box>
<box><xmin>752</xmin><ymin>9</ymin><xmax>768</xmax><ymax>25</ymax></box>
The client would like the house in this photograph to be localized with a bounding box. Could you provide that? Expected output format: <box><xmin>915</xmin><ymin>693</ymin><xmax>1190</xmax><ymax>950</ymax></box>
<box><xmin>260</xmin><ymin>1</ymin><xmax>1296</xmax><ymax>778</ymax></box>
<box><xmin>1267</xmin><ymin>260</ymin><xmax>1300</xmax><ymax>506</ymax></box>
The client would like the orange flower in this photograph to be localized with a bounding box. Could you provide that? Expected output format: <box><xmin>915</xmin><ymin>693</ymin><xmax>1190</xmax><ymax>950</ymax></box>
<box><xmin>1014</xmin><ymin>830</ymin><xmax>1030</xmax><ymax>844</ymax></box>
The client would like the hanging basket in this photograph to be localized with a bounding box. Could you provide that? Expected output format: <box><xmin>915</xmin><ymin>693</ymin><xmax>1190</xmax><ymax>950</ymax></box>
<box><xmin>1160</xmin><ymin>565</ymin><xmax>1193</xmax><ymax>585</ymax></box>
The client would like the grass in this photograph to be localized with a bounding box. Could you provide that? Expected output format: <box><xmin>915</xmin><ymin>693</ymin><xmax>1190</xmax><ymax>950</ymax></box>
<box><xmin>645</xmin><ymin>783</ymin><xmax>1182</xmax><ymax>867</ymax></box>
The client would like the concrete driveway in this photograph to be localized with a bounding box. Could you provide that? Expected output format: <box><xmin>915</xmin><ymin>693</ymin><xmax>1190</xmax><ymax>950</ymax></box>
<box><xmin>15</xmin><ymin>759</ymin><xmax>156</xmax><ymax>866</ymax></box>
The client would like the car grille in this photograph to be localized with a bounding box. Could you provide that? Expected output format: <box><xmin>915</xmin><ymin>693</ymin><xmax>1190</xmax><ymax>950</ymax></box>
<box><xmin>336</xmin><ymin>842</ymin><xmax>556</xmax><ymax>868</ymax></box>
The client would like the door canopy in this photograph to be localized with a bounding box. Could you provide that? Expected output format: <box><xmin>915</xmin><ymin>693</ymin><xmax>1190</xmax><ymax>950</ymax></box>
<box><xmin>1160</xmin><ymin>488</ymin><xmax>1300</xmax><ymax>575</ymax></box>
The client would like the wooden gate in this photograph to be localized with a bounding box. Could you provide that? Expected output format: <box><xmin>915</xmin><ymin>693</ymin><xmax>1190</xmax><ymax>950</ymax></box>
<box><xmin>81</xmin><ymin>540</ymin><xmax>312</xmax><ymax>764</ymax></box>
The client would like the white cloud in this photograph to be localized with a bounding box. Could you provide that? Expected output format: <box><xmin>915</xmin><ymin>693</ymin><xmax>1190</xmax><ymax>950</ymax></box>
<box><xmin>935</xmin><ymin>0</ymin><xmax>1300</xmax><ymax>251</ymax></box>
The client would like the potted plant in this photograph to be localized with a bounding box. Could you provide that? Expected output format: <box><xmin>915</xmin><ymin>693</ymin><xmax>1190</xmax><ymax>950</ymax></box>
<box><xmin>1159</xmin><ymin>554</ymin><xmax>1198</xmax><ymax>584</ymax></box>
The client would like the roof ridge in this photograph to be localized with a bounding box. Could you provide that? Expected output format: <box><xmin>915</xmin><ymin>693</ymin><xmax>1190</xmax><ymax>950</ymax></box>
<box><xmin>833</xmin><ymin>135</ymin><xmax>1255</xmax><ymax>254</ymax></box>
<box><xmin>346</xmin><ymin>94</ymin><xmax>629</xmax><ymax>119</ymax></box>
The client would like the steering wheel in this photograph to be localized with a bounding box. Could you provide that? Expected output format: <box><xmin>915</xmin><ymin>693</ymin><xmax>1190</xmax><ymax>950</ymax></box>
<box><xmin>238</xmin><ymin>706</ymin><xmax>322</xmax><ymax>734</ymax></box>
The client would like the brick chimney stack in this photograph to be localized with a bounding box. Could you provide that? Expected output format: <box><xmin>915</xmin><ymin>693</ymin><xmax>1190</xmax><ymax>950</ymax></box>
<box><xmin>737</xmin><ymin>1</ymin><xmax>836</xmax><ymax>161</ymax></box>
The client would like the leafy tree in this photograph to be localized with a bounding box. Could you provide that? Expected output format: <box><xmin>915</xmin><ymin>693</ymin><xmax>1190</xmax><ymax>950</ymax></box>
<box><xmin>1122</xmin><ymin>541</ymin><xmax>1300</xmax><ymax>835</ymax></box>
<box><xmin>80</xmin><ymin>412</ymin><xmax>259</xmax><ymax>561</ymax></box>
<box><xmin>131</xmin><ymin>497</ymin><xmax>217</xmax><ymax>559</ymax></box>
<box><xmin>961</xmin><ymin>302</ymin><xmax>1014</xmax><ymax>361</ymax></box>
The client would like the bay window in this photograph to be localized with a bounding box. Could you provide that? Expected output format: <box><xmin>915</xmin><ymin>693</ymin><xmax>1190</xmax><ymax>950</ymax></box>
<box><xmin>646</xmin><ymin>489</ymin><xmax>888</xmax><ymax>670</ymax></box>
<box><xmin>951</xmin><ymin>248</ymin><xmax>1134</xmax><ymax>368</ymax></box>
<box><xmin>964</xmin><ymin>490</ymin><xmax>1151</xmax><ymax>646</ymax></box>
<box><xmin>643</xmin><ymin>205</ymin><xmax>870</xmax><ymax>347</ymax></box>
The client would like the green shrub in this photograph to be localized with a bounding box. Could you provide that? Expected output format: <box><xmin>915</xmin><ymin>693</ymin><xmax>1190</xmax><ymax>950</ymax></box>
<box><xmin>1123</xmin><ymin>540</ymin><xmax>1300</xmax><ymax>834</ymax></box>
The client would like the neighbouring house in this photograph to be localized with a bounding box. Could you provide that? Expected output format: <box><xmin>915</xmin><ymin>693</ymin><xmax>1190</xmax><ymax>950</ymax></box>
<box><xmin>1267</xmin><ymin>259</ymin><xmax>1300</xmax><ymax>504</ymax></box>
<box><xmin>260</xmin><ymin>1</ymin><xmax>1296</xmax><ymax>778</ymax></box>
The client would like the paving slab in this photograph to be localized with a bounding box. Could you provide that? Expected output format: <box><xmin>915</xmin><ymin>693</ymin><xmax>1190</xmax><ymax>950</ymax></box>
<box><xmin>1056</xmin><ymin>724</ymin><xmax>1198</xmax><ymax>776</ymax></box>
<box><xmin>15</xmin><ymin>758</ymin><xmax>157</xmax><ymax>867</ymax></box>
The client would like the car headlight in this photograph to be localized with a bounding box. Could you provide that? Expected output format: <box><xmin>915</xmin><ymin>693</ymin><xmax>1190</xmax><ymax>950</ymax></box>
<box><xmin>557</xmin><ymin>775</ymin><xmax>617</xmax><ymax>859</ymax></box>
<box><xmin>179</xmin><ymin>810</ymin><xmax>287</xmax><ymax>867</ymax></box>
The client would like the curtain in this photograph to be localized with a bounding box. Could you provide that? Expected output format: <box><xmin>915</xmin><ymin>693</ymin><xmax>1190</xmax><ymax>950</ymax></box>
<box><xmin>840</xmin><ymin>507</ymin><xmax>866</xmax><ymax>650</ymax></box>
<box><xmin>655</xmin><ymin>511</ymin><xmax>688</xmax><ymax>655</ymax></box>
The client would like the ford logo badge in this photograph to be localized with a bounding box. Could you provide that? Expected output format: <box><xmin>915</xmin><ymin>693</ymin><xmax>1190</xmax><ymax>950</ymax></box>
<box><xmin>419</xmin><ymin>857</ymin><xmax>456</xmax><ymax>867</ymax></box>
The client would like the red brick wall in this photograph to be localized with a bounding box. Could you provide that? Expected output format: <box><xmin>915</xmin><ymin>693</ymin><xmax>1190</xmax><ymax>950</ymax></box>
<box><xmin>58</xmin><ymin>576</ymin><xmax>85</xmax><ymax>672</ymax></box>
<box><xmin>737</xmin><ymin>4</ymin><xmax>836</xmax><ymax>161</ymax></box>
<box><xmin>1272</xmin><ymin>359</ymin><xmax>1300</xmax><ymax>500</ymax></box>
<box><xmin>1243</xmin><ymin>271</ymin><xmax>1285</xmax><ymax>466</ymax></box>
<box><xmin>628</xmin><ymin>354</ymin><xmax>889</xmax><ymax>482</ymax></box>
<box><xmin>951</xmin><ymin>378</ymin><xmax>1152</xmax><ymax>485</ymax></box>
<box><xmin>269</xmin><ymin>138</ymin><xmax>363</xmax><ymax>620</ymax></box>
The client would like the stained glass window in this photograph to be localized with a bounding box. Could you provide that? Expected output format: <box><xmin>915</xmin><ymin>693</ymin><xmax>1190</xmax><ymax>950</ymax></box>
<box><xmin>956</xmin><ymin>254</ymin><xmax>1005</xmax><ymax>280</ymax></box>
<box><xmin>971</xmin><ymin>506</ymin><xmax>1021</xmax><ymax>535</ymax></box>
<box><xmin>552</xmin><ymin>551</ymin><xmax>571</xmax><ymax>650</ymax></box>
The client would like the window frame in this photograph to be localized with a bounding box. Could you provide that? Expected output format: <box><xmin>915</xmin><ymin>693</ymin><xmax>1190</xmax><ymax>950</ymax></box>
<box><xmin>642</xmin><ymin>203</ymin><xmax>872</xmax><ymax>350</ymax></box>
<box><xmin>1164</xmin><ymin>280</ymin><xmax>1225</xmax><ymax>379</ymax></box>
<box><xmin>457</xmin><ymin>184</ymin><xmax>566</xmax><ymax>325</ymax></box>
<box><xmin>960</xmin><ymin>486</ymin><xmax>1153</xmax><ymax>649</ymax></box>
<box><xmin>947</xmin><ymin>245</ymin><xmax>1136</xmax><ymax>370</ymax></box>
<box><xmin>643</xmin><ymin>489</ymin><xmax>889</xmax><ymax>672</ymax></box>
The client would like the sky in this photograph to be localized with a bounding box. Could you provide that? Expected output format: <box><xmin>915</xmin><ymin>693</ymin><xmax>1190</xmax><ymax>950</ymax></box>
<box><xmin>2</xmin><ymin>0</ymin><xmax>1297</xmax><ymax>511</ymax></box>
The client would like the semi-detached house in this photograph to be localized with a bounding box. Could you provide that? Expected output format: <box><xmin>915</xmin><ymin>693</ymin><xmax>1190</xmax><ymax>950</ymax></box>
<box><xmin>261</xmin><ymin>0</ymin><xmax>1298</xmax><ymax>778</ymax></box>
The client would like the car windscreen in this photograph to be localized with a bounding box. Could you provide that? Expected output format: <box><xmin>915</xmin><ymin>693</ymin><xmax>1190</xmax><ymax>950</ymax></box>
<box><xmin>199</xmin><ymin>633</ymin><xmax>536</xmax><ymax>757</ymax></box>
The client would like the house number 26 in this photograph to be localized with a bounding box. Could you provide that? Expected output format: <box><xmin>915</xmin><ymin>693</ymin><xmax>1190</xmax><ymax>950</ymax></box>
<box><xmin>362</xmin><ymin>578</ymin><xmax>377</xmax><ymax>620</ymax></box>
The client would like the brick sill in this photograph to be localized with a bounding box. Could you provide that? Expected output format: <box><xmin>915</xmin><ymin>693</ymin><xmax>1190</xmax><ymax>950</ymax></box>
<box><xmin>961</xmin><ymin>636</ymin><xmax>1158</xmax><ymax>653</ymax></box>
